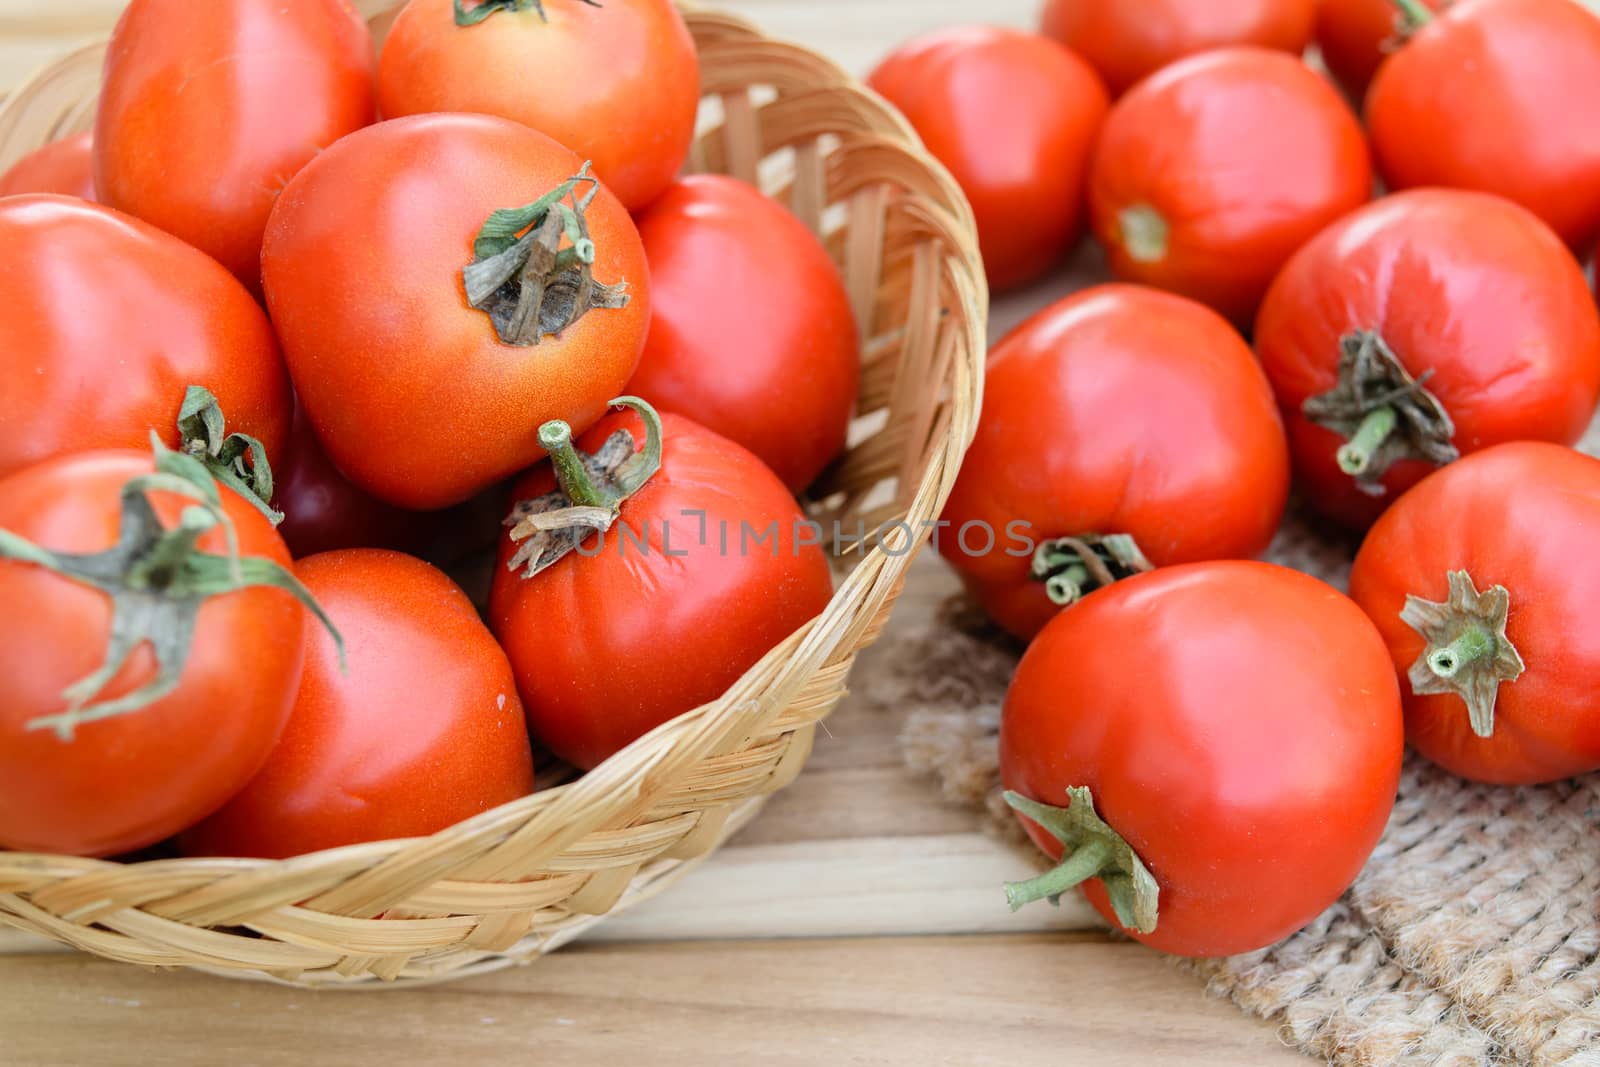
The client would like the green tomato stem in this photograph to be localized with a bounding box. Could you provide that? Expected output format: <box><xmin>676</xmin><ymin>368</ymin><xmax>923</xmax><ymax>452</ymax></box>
<box><xmin>1336</xmin><ymin>405</ymin><xmax>1398</xmax><ymax>476</ymax></box>
<box><xmin>1117</xmin><ymin>205</ymin><xmax>1169</xmax><ymax>263</ymax></box>
<box><xmin>1391</xmin><ymin>0</ymin><xmax>1434</xmax><ymax>30</ymax></box>
<box><xmin>539</xmin><ymin>420</ymin><xmax>608</xmax><ymax>509</ymax></box>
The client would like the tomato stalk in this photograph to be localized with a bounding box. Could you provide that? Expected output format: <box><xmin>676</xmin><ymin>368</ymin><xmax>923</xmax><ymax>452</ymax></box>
<box><xmin>1336</xmin><ymin>405</ymin><xmax>1398</xmax><ymax>477</ymax></box>
<box><xmin>175</xmin><ymin>384</ymin><xmax>282</xmax><ymax>526</ymax></box>
<box><xmin>1390</xmin><ymin>0</ymin><xmax>1435</xmax><ymax>32</ymax></box>
<box><xmin>1400</xmin><ymin>570</ymin><xmax>1526</xmax><ymax>738</ymax></box>
<box><xmin>454</xmin><ymin>0</ymin><xmax>601</xmax><ymax>26</ymax></box>
<box><xmin>1003</xmin><ymin>787</ymin><xmax>1160</xmax><ymax>934</ymax></box>
<box><xmin>1030</xmin><ymin>534</ymin><xmax>1154</xmax><ymax>607</ymax></box>
<box><xmin>1116</xmin><ymin>205</ymin><xmax>1168</xmax><ymax>263</ymax></box>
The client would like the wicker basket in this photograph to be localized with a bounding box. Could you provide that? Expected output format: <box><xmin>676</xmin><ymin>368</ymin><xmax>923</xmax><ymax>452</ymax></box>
<box><xmin>0</xmin><ymin>3</ymin><xmax>986</xmax><ymax>986</ymax></box>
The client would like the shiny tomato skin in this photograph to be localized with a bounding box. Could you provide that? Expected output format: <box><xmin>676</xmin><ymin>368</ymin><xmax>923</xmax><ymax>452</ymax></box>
<box><xmin>628</xmin><ymin>175</ymin><xmax>859</xmax><ymax>493</ymax></box>
<box><xmin>379</xmin><ymin>0</ymin><xmax>697</xmax><ymax>212</ymax></box>
<box><xmin>181</xmin><ymin>549</ymin><xmax>534</xmax><ymax>858</ymax></box>
<box><xmin>940</xmin><ymin>285</ymin><xmax>1289</xmax><ymax>641</ymax></box>
<box><xmin>490</xmin><ymin>410</ymin><xmax>835</xmax><ymax>770</ymax></box>
<box><xmin>1255</xmin><ymin>190</ymin><xmax>1600</xmax><ymax>530</ymax></box>
<box><xmin>1350</xmin><ymin>443</ymin><xmax>1600</xmax><ymax>785</ymax></box>
<box><xmin>0</xmin><ymin>195</ymin><xmax>291</xmax><ymax>483</ymax></box>
<box><xmin>1002</xmin><ymin>561</ymin><xmax>1403</xmax><ymax>957</ymax></box>
<box><xmin>95</xmin><ymin>0</ymin><xmax>375</xmax><ymax>289</ymax></box>
<box><xmin>1042</xmin><ymin>0</ymin><xmax>1316</xmax><ymax>95</ymax></box>
<box><xmin>1367</xmin><ymin>0</ymin><xmax>1600</xmax><ymax>250</ymax></box>
<box><xmin>1315</xmin><ymin>0</ymin><xmax>1440</xmax><ymax>99</ymax></box>
<box><xmin>867</xmin><ymin>27</ymin><xmax>1110</xmax><ymax>292</ymax></box>
<box><xmin>0</xmin><ymin>133</ymin><xmax>96</xmax><ymax>201</ymax></box>
<box><xmin>261</xmin><ymin>114</ymin><xmax>650</xmax><ymax>511</ymax></box>
<box><xmin>1088</xmin><ymin>47</ymin><xmax>1371</xmax><ymax>326</ymax></box>
<box><xmin>0</xmin><ymin>451</ymin><xmax>307</xmax><ymax>858</ymax></box>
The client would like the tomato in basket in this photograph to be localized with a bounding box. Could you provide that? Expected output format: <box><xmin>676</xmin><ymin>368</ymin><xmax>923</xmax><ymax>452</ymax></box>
<box><xmin>0</xmin><ymin>132</ymin><xmax>95</xmax><ymax>201</ymax></box>
<box><xmin>1314</xmin><ymin>0</ymin><xmax>1441</xmax><ymax>99</ymax></box>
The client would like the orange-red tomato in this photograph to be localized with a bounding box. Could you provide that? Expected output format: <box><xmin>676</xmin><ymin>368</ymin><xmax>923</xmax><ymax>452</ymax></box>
<box><xmin>1367</xmin><ymin>0</ymin><xmax>1600</xmax><ymax>250</ymax></box>
<box><xmin>1042</xmin><ymin>0</ymin><xmax>1316</xmax><ymax>95</ymax></box>
<box><xmin>182</xmin><ymin>549</ymin><xmax>535</xmax><ymax>859</ymax></box>
<box><xmin>940</xmin><ymin>285</ymin><xmax>1289</xmax><ymax>641</ymax></box>
<box><xmin>0</xmin><ymin>133</ymin><xmax>95</xmax><ymax>201</ymax></box>
<box><xmin>628</xmin><ymin>175</ymin><xmax>859</xmax><ymax>493</ymax></box>
<box><xmin>0</xmin><ymin>451</ymin><xmax>307</xmax><ymax>857</ymax></box>
<box><xmin>1350</xmin><ymin>443</ymin><xmax>1600</xmax><ymax>785</ymax></box>
<box><xmin>867</xmin><ymin>27</ymin><xmax>1109</xmax><ymax>292</ymax></box>
<box><xmin>261</xmin><ymin>114</ymin><xmax>651</xmax><ymax>510</ymax></box>
<box><xmin>1255</xmin><ymin>190</ymin><xmax>1600</xmax><ymax>530</ymax></box>
<box><xmin>95</xmin><ymin>0</ymin><xmax>375</xmax><ymax>289</ymax></box>
<box><xmin>1088</xmin><ymin>48</ymin><xmax>1371</xmax><ymax>326</ymax></box>
<box><xmin>1002</xmin><ymin>561</ymin><xmax>1403</xmax><ymax>957</ymax></box>
<box><xmin>0</xmin><ymin>195</ymin><xmax>291</xmax><ymax>483</ymax></box>
<box><xmin>1314</xmin><ymin>0</ymin><xmax>1440</xmax><ymax>99</ymax></box>
<box><xmin>378</xmin><ymin>0</ymin><xmax>698</xmax><ymax>212</ymax></box>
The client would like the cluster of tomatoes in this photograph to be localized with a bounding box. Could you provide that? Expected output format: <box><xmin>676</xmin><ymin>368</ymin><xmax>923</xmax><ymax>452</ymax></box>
<box><xmin>875</xmin><ymin>0</ymin><xmax>1600</xmax><ymax>957</ymax></box>
<box><xmin>0</xmin><ymin>0</ymin><xmax>861</xmax><ymax>861</ymax></box>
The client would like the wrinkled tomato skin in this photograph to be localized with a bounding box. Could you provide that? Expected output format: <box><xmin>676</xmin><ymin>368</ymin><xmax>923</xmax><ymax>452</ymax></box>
<box><xmin>1088</xmin><ymin>48</ymin><xmax>1371</xmax><ymax>326</ymax></box>
<box><xmin>628</xmin><ymin>176</ymin><xmax>859</xmax><ymax>493</ymax></box>
<box><xmin>261</xmin><ymin>114</ymin><xmax>650</xmax><ymax>511</ymax></box>
<box><xmin>379</xmin><ymin>0</ymin><xmax>697</xmax><ymax>212</ymax></box>
<box><xmin>1042</xmin><ymin>0</ymin><xmax>1315</xmax><ymax>95</ymax></box>
<box><xmin>1366</xmin><ymin>0</ymin><xmax>1600</xmax><ymax>250</ymax></box>
<box><xmin>0</xmin><ymin>195</ymin><xmax>291</xmax><ymax>483</ymax></box>
<box><xmin>1314</xmin><ymin>0</ymin><xmax>1440</xmax><ymax>99</ymax></box>
<box><xmin>0</xmin><ymin>133</ymin><xmax>96</xmax><ymax>201</ymax></box>
<box><xmin>181</xmin><ymin>549</ymin><xmax>535</xmax><ymax>859</ymax></box>
<box><xmin>1350</xmin><ymin>443</ymin><xmax>1600</xmax><ymax>785</ymax></box>
<box><xmin>0</xmin><ymin>452</ymin><xmax>307</xmax><ymax>858</ymax></box>
<box><xmin>490</xmin><ymin>410</ymin><xmax>835</xmax><ymax>770</ymax></box>
<box><xmin>940</xmin><ymin>285</ymin><xmax>1289</xmax><ymax>641</ymax></box>
<box><xmin>1001</xmin><ymin>561</ymin><xmax>1403</xmax><ymax>957</ymax></box>
<box><xmin>95</xmin><ymin>0</ymin><xmax>375</xmax><ymax>290</ymax></box>
<box><xmin>1255</xmin><ymin>190</ymin><xmax>1600</xmax><ymax>530</ymax></box>
<box><xmin>867</xmin><ymin>27</ymin><xmax>1109</xmax><ymax>293</ymax></box>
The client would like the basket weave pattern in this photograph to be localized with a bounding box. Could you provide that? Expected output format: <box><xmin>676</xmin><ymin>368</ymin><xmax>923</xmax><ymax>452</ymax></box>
<box><xmin>0</xmin><ymin>2</ymin><xmax>986</xmax><ymax>986</ymax></box>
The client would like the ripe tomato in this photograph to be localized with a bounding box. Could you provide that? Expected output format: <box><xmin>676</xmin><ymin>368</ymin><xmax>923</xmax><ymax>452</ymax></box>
<box><xmin>262</xmin><ymin>114</ymin><xmax>650</xmax><ymax>510</ymax></box>
<box><xmin>490</xmin><ymin>400</ymin><xmax>834</xmax><ymax>770</ymax></box>
<box><xmin>867</xmin><ymin>27</ymin><xmax>1109</xmax><ymax>292</ymax></box>
<box><xmin>1350</xmin><ymin>443</ymin><xmax>1600</xmax><ymax>785</ymax></box>
<box><xmin>1087</xmin><ymin>48</ymin><xmax>1371</xmax><ymax>326</ymax></box>
<box><xmin>1255</xmin><ymin>190</ymin><xmax>1600</xmax><ymax>530</ymax></box>
<box><xmin>628</xmin><ymin>175</ymin><xmax>859</xmax><ymax>493</ymax></box>
<box><xmin>0</xmin><ymin>448</ymin><xmax>319</xmax><ymax>857</ymax></box>
<box><xmin>0</xmin><ymin>195</ymin><xmax>291</xmax><ymax>484</ymax></box>
<box><xmin>0</xmin><ymin>133</ymin><xmax>95</xmax><ymax>201</ymax></box>
<box><xmin>940</xmin><ymin>285</ymin><xmax>1289</xmax><ymax>642</ymax></box>
<box><xmin>1041</xmin><ymin>0</ymin><xmax>1316</xmax><ymax>96</ymax></box>
<box><xmin>379</xmin><ymin>0</ymin><xmax>697</xmax><ymax>212</ymax></box>
<box><xmin>1001</xmin><ymin>561</ymin><xmax>1403</xmax><ymax>957</ymax></box>
<box><xmin>1314</xmin><ymin>0</ymin><xmax>1440</xmax><ymax>99</ymax></box>
<box><xmin>95</xmin><ymin>0</ymin><xmax>375</xmax><ymax>289</ymax></box>
<box><xmin>1366</xmin><ymin>0</ymin><xmax>1600</xmax><ymax>250</ymax></box>
<box><xmin>182</xmin><ymin>549</ymin><xmax>534</xmax><ymax>858</ymax></box>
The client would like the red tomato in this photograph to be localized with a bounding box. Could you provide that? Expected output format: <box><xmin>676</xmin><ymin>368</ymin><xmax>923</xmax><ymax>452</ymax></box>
<box><xmin>95</xmin><ymin>0</ymin><xmax>375</xmax><ymax>289</ymax></box>
<box><xmin>867</xmin><ymin>27</ymin><xmax>1109</xmax><ymax>292</ymax></box>
<box><xmin>1001</xmin><ymin>561</ymin><xmax>1403</xmax><ymax>957</ymax></box>
<box><xmin>1350</xmin><ymin>443</ymin><xmax>1600</xmax><ymax>785</ymax></box>
<box><xmin>1314</xmin><ymin>0</ymin><xmax>1440</xmax><ymax>99</ymax></box>
<box><xmin>0</xmin><ymin>195</ymin><xmax>291</xmax><ymax>484</ymax></box>
<box><xmin>940</xmin><ymin>285</ymin><xmax>1289</xmax><ymax>641</ymax></box>
<box><xmin>1367</xmin><ymin>0</ymin><xmax>1600</xmax><ymax>250</ymax></box>
<box><xmin>1088</xmin><ymin>48</ymin><xmax>1371</xmax><ymax>326</ymax></box>
<box><xmin>1041</xmin><ymin>0</ymin><xmax>1316</xmax><ymax>95</ymax></box>
<box><xmin>1255</xmin><ymin>190</ymin><xmax>1600</xmax><ymax>530</ymax></box>
<box><xmin>261</xmin><ymin>114</ymin><xmax>651</xmax><ymax>510</ymax></box>
<box><xmin>490</xmin><ymin>403</ymin><xmax>834</xmax><ymax>770</ymax></box>
<box><xmin>378</xmin><ymin>0</ymin><xmax>697</xmax><ymax>212</ymax></box>
<box><xmin>181</xmin><ymin>549</ymin><xmax>534</xmax><ymax>858</ymax></box>
<box><xmin>0</xmin><ymin>450</ymin><xmax>311</xmax><ymax>857</ymax></box>
<box><xmin>0</xmin><ymin>132</ymin><xmax>95</xmax><ymax>201</ymax></box>
<box><xmin>628</xmin><ymin>175</ymin><xmax>859</xmax><ymax>493</ymax></box>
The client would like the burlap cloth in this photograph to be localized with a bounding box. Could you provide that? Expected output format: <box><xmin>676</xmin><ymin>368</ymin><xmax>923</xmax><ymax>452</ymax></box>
<box><xmin>877</xmin><ymin>424</ymin><xmax>1600</xmax><ymax>1066</ymax></box>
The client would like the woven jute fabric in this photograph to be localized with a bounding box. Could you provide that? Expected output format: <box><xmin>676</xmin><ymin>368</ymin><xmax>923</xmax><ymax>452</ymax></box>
<box><xmin>889</xmin><ymin>424</ymin><xmax>1600</xmax><ymax>1067</ymax></box>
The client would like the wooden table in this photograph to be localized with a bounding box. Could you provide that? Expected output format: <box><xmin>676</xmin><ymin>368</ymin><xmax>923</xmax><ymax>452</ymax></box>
<box><xmin>0</xmin><ymin>3</ymin><xmax>1313</xmax><ymax>1062</ymax></box>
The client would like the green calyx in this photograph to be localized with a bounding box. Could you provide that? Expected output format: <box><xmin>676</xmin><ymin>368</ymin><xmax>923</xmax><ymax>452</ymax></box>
<box><xmin>175</xmin><ymin>384</ymin><xmax>282</xmax><ymax>526</ymax></box>
<box><xmin>0</xmin><ymin>434</ymin><xmax>343</xmax><ymax>741</ymax></box>
<box><xmin>1003</xmin><ymin>788</ymin><xmax>1159</xmax><ymax>934</ymax></box>
<box><xmin>503</xmin><ymin>396</ymin><xmax>664</xmax><ymax>578</ymax></box>
<box><xmin>454</xmin><ymin>0</ymin><xmax>601</xmax><ymax>26</ymax></box>
<box><xmin>1400</xmin><ymin>570</ymin><xmax>1525</xmax><ymax>739</ymax></box>
<box><xmin>463</xmin><ymin>162</ymin><xmax>631</xmax><ymax>346</ymax></box>
<box><xmin>1030</xmin><ymin>534</ymin><xmax>1154</xmax><ymax>607</ymax></box>
<box><xmin>1390</xmin><ymin>0</ymin><xmax>1434</xmax><ymax>32</ymax></box>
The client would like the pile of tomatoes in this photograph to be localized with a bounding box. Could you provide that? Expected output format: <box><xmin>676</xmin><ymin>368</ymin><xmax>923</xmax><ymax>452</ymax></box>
<box><xmin>0</xmin><ymin>0</ymin><xmax>862</xmax><ymax>861</ymax></box>
<box><xmin>874</xmin><ymin>0</ymin><xmax>1600</xmax><ymax>957</ymax></box>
